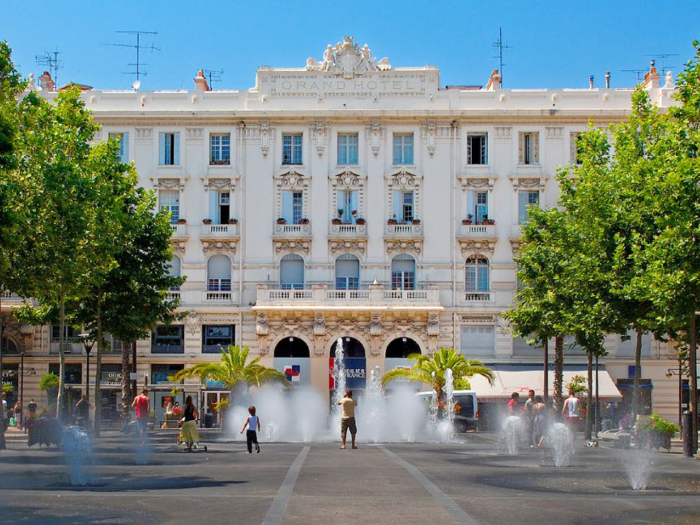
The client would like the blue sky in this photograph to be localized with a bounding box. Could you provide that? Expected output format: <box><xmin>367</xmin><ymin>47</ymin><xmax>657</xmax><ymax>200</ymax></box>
<box><xmin>2</xmin><ymin>0</ymin><xmax>699</xmax><ymax>91</ymax></box>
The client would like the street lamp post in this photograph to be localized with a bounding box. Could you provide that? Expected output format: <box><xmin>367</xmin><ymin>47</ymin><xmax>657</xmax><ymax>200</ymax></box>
<box><xmin>666</xmin><ymin>366</ymin><xmax>684</xmax><ymax>429</ymax></box>
<box><xmin>78</xmin><ymin>333</ymin><xmax>95</xmax><ymax>426</ymax></box>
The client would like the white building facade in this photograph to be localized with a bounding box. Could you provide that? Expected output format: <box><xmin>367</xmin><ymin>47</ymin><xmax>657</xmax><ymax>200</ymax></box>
<box><xmin>2</xmin><ymin>37</ymin><xmax>686</xmax><ymax>426</ymax></box>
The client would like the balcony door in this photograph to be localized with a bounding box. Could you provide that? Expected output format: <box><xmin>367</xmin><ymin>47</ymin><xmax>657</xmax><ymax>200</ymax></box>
<box><xmin>465</xmin><ymin>256</ymin><xmax>489</xmax><ymax>292</ymax></box>
<box><xmin>280</xmin><ymin>254</ymin><xmax>304</xmax><ymax>290</ymax></box>
<box><xmin>391</xmin><ymin>254</ymin><xmax>415</xmax><ymax>290</ymax></box>
<box><xmin>207</xmin><ymin>255</ymin><xmax>232</xmax><ymax>291</ymax></box>
<box><xmin>335</xmin><ymin>254</ymin><xmax>359</xmax><ymax>290</ymax></box>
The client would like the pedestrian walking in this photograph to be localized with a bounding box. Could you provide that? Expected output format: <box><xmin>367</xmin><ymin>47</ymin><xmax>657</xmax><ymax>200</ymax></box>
<box><xmin>562</xmin><ymin>391</ymin><xmax>580</xmax><ymax>434</ymax></box>
<box><xmin>26</xmin><ymin>399</ymin><xmax>37</xmax><ymax>434</ymax></box>
<box><xmin>131</xmin><ymin>388</ymin><xmax>150</xmax><ymax>446</ymax></box>
<box><xmin>523</xmin><ymin>389</ymin><xmax>535</xmax><ymax>447</ymax></box>
<box><xmin>180</xmin><ymin>395</ymin><xmax>200</xmax><ymax>452</ymax></box>
<box><xmin>13</xmin><ymin>401</ymin><xmax>22</xmax><ymax>430</ymax></box>
<box><xmin>338</xmin><ymin>390</ymin><xmax>358</xmax><ymax>449</ymax></box>
<box><xmin>532</xmin><ymin>396</ymin><xmax>547</xmax><ymax>447</ymax></box>
<box><xmin>240</xmin><ymin>406</ymin><xmax>261</xmax><ymax>454</ymax></box>
<box><xmin>75</xmin><ymin>395</ymin><xmax>90</xmax><ymax>427</ymax></box>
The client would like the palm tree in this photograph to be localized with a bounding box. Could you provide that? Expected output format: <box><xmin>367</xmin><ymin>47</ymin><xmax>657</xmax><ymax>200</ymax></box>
<box><xmin>381</xmin><ymin>347</ymin><xmax>494</xmax><ymax>402</ymax></box>
<box><xmin>173</xmin><ymin>345</ymin><xmax>288</xmax><ymax>393</ymax></box>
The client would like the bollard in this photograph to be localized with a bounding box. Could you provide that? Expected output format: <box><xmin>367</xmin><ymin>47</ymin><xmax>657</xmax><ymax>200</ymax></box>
<box><xmin>682</xmin><ymin>410</ymin><xmax>694</xmax><ymax>457</ymax></box>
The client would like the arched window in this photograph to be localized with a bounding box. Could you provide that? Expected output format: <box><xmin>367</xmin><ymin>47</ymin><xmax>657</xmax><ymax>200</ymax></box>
<box><xmin>274</xmin><ymin>337</ymin><xmax>310</xmax><ymax>358</ymax></box>
<box><xmin>386</xmin><ymin>337</ymin><xmax>421</xmax><ymax>358</ymax></box>
<box><xmin>168</xmin><ymin>256</ymin><xmax>181</xmax><ymax>291</ymax></box>
<box><xmin>280</xmin><ymin>254</ymin><xmax>304</xmax><ymax>290</ymax></box>
<box><xmin>1</xmin><ymin>337</ymin><xmax>19</xmax><ymax>355</ymax></box>
<box><xmin>391</xmin><ymin>254</ymin><xmax>415</xmax><ymax>290</ymax></box>
<box><xmin>207</xmin><ymin>255</ymin><xmax>231</xmax><ymax>291</ymax></box>
<box><xmin>335</xmin><ymin>254</ymin><xmax>359</xmax><ymax>290</ymax></box>
<box><xmin>465</xmin><ymin>256</ymin><xmax>489</xmax><ymax>292</ymax></box>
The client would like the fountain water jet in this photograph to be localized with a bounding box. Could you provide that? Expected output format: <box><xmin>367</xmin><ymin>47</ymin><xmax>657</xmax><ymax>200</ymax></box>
<box><xmin>548</xmin><ymin>422</ymin><xmax>575</xmax><ymax>467</ymax></box>
<box><xmin>61</xmin><ymin>426</ymin><xmax>93</xmax><ymax>486</ymax></box>
<box><xmin>502</xmin><ymin>416</ymin><xmax>524</xmax><ymax>456</ymax></box>
<box><xmin>622</xmin><ymin>449</ymin><xmax>652</xmax><ymax>490</ymax></box>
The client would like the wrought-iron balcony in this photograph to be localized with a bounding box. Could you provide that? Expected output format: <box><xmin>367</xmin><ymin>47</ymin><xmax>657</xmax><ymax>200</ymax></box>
<box><xmin>254</xmin><ymin>283</ymin><xmax>442</xmax><ymax>311</ymax></box>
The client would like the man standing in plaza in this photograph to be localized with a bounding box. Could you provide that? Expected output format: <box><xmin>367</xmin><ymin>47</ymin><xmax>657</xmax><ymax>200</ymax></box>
<box><xmin>338</xmin><ymin>390</ymin><xmax>358</xmax><ymax>449</ymax></box>
<box><xmin>523</xmin><ymin>389</ymin><xmax>536</xmax><ymax>447</ymax></box>
<box><xmin>131</xmin><ymin>388</ymin><xmax>150</xmax><ymax>447</ymax></box>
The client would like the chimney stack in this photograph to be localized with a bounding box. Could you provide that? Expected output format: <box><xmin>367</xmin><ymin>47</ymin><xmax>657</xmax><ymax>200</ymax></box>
<box><xmin>641</xmin><ymin>60</ymin><xmax>660</xmax><ymax>90</ymax></box>
<box><xmin>589</xmin><ymin>75</ymin><xmax>594</xmax><ymax>89</ymax></box>
<box><xmin>485</xmin><ymin>70</ymin><xmax>501</xmax><ymax>91</ymax></box>
<box><xmin>605</xmin><ymin>72</ymin><xmax>610</xmax><ymax>89</ymax></box>
<box><xmin>39</xmin><ymin>71</ymin><xmax>55</xmax><ymax>92</ymax></box>
<box><xmin>194</xmin><ymin>69</ymin><xmax>210</xmax><ymax>92</ymax></box>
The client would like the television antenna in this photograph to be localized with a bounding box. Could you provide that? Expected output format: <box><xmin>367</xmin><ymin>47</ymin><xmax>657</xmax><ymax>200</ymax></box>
<box><xmin>202</xmin><ymin>68</ymin><xmax>224</xmax><ymax>87</ymax></box>
<box><xmin>35</xmin><ymin>50</ymin><xmax>63</xmax><ymax>86</ymax></box>
<box><xmin>492</xmin><ymin>28</ymin><xmax>512</xmax><ymax>88</ymax></box>
<box><xmin>645</xmin><ymin>53</ymin><xmax>678</xmax><ymax>77</ymax></box>
<box><xmin>622</xmin><ymin>69</ymin><xmax>646</xmax><ymax>83</ymax></box>
<box><xmin>104</xmin><ymin>31</ymin><xmax>159</xmax><ymax>86</ymax></box>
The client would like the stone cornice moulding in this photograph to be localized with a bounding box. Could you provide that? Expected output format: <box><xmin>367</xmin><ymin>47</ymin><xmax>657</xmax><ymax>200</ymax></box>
<box><xmin>508</xmin><ymin>174</ymin><xmax>547</xmax><ymax>191</ymax></box>
<box><xmin>458</xmin><ymin>239</ymin><xmax>497</xmax><ymax>257</ymax></box>
<box><xmin>200</xmin><ymin>172</ymin><xmax>241</xmax><ymax>191</ymax></box>
<box><xmin>457</xmin><ymin>173</ymin><xmax>498</xmax><ymax>192</ymax></box>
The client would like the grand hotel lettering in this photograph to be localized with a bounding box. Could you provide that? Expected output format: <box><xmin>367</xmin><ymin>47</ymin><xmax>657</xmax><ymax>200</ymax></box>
<box><xmin>268</xmin><ymin>75</ymin><xmax>428</xmax><ymax>97</ymax></box>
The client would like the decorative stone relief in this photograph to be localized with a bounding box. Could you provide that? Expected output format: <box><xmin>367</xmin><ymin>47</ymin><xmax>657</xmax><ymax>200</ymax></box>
<box><xmin>136</xmin><ymin>128</ymin><xmax>153</xmax><ymax>140</ymax></box>
<box><xmin>170</xmin><ymin>240</ymin><xmax>186</xmax><ymax>254</ymax></box>
<box><xmin>203</xmin><ymin>177</ymin><xmax>235</xmax><ymax>192</ymax></box>
<box><xmin>546</xmin><ymin>127</ymin><xmax>563</xmax><ymax>140</ymax></box>
<box><xmin>370</xmin><ymin>313</ymin><xmax>382</xmax><ymax>337</ymax></box>
<box><xmin>494</xmin><ymin>127</ymin><xmax>512</xmax><ymax>140</ymax></box>
<box><xmin>509</xmin><ymin>239</ymin><xmax>521</xmax><ymax>256</ymax></box>
<box><xmin>385</xmin><ymin>239</ymin><xmax>422</xmax><ymax>255</ymax></box>
<box><xmin>186</xmin><ymin>128</ymin><xmax>203</xmax><ymax>140</ymax></box>
<box><xmin>185</xmin><ymin>312</ymin><xmax>200</xmax><ymax>336</ymax></box>
<box><xmin>274</xmin><ymin>239</ymin><xmax>311</xmax><ymax>255</ymax></box>
<box><xmin>423</xmin><ymin>121</ymin><xmax>436</xmax><ymax>157</ymax></box>
<box><xmin>305</xmin><ymin>36</ymin><xmax>390</xmax><ymax>78</ymax></box>
<box><xmin>156</xmin><ymin>178</ymin><xmax>184</xmax><ymax>190</ymax></box>
<box><xmin>329</xmin><ymin>239</ymin><xmax>366</xmax><ymax>254</ymax></box>
<box><xmin>201</xmin><ymin>240</ymin><xmax>237</xmax><ymax>254</ymax></box>
<box><xmin>458</xmin><ymin>175</ymin><xmax>497</xmax><ymax>192</ymax></box>
<box><xmin>388</xmin><ymin>170</ymin><xmax>420</xmax><ymax>189</ymax></box>
<box><xmin>260</xmin><ymin>122</ymin><xmax>270</xmax><ymax>157</ymax></box>
<box><xmin>460</xmin><ymin>314</ymin><xmax>497</xmax><ymax>324</ymax></box>
<box><xmin>367</xmin><ymin>120</ymin><xmax>383</xmax><ymax>157</ymax></box>
<box><xmin>276</xmin><ymin>170</ymin><xmax>308</xmax><ymax>190</ymax></box>
<box><xmin>459</xmin><ymin>239</ymin><xmax>497</xmax><ymax>257</ymax></box>
<box><xmin>256</xmin><ymin>313</ymin><xmax>269</xmax><ymax>336</ymax></box>
<box><xmin>331</xmin><ymin>170</ymin><xmax>363</xmax><ymax>189</ymax></box>
<box><xmin>427</xmin><ymin>313</ymin><xmax>440</xmax><ymax>336</ymax></box>
<box><xmin>312</xmin><ymin>121</ymin><xmax>328</xmax><ymax>156</ymax></box>
<box><xmin>313</xmin><ymin>313</ymin><xmax>326</xmax><ymax>336</ymax></box>
<box><xmin>509</xmin><ymin>177</ymin><xmax>546</xmax><ymax>192</ymax></box>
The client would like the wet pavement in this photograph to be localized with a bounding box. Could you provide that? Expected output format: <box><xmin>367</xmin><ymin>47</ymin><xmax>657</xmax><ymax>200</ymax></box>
<box><xmin>0</xmin><ymin>430</ymin><xmax>699</xmax><ymax>525</ymax></box>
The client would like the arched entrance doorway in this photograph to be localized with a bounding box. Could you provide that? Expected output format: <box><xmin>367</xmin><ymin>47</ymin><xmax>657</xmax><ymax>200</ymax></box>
<box><xmin>329</xmin><ymin>337</ymin><xmax>366</xmax><ymax>400</ymax></box>
<box><xmin>273</xmin><ymin>337</ymin><xmax>310</xmax><ymax>385</ymax></box>
<box><xmin>386</xmin><ymin>337</ymin><xmax>421</xmax><ymax>358</ymax></box>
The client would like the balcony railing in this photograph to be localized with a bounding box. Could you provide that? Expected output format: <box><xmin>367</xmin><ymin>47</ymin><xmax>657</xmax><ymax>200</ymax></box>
<box><xmin>169</xmin><ymin>289</ymin><xmax>238</xmax><ymax>306</ymax></box>
<box><xmin>459</xmin><ymin>224</ymin><xmax>497</xmax><ymax>237</ymax></box>
<box><xmin>274</xmin><ymin>223</ymin><xmax>311</xmax><ymax>236</ymax></box>
<box><xmin>256</xmin><ymin>284</ymin><xmax>441</xmax><ymax>309</ymax></box>
<box><xmin>205</xmin><ymin>291</ymin><xmax>233</xmax><ymax>302</ymax></box>
<box><xmin>463</xmin><ymin>292</ymin><xmax>493</xmax><ymax>302</ymax></box>
<box><xmin>385</xmin><ymin>224</ymin><xmax>422</xmax><ymax>236</ymax></box>
<box><xmin>165</xmin><ymin>290</ymin><xmax>181</xmax><ymax>302</ymax></box>
<box><xmin>329</xmin><ymin>223</ymin><xmax>367</xmax><ymax>236</ymax></box>
<box><xmin>201</xmin><ymin>223</ymin><xmax>238</xmax><ymax>237</ymax></box>
<box><xmin>170</xmin><ymin>224</ymin><xmax>188</xmax><ymax>236</ymax></box>
<box><xmin>151</xmin><ymin>344</ymin><xmax>185</xmax><ymax>354</ymax></box>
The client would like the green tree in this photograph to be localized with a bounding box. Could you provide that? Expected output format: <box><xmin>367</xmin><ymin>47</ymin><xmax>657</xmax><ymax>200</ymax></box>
<box><xmin>38</xmin><ymin>372</ymin><xmax>59</xmax><ymax>409</ymax></box>
<box><xmin>381</xmin><ymin>348</ymin><xmax>494</xmax><ymax>402</ymax></box>
<box><xmin>173</xmin><ymin>345</ymin><xmax>288</xmax><ymax>397</ymax></box>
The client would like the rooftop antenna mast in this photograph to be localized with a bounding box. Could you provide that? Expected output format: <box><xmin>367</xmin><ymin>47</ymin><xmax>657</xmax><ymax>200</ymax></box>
<box><xmin>492</xmin><ymin>28</ymin><xmax>512</xmax><ymax>88</ymax></box>
<box><xmin>35</xmin><ymin>50</ymin><xmax>63</xmax><ymax>86</ymax></box>
<box><xmin>202</xmin><ymin>68</ymin><xmax>224</xmax><ymax>87</ymax></box>
<box><xmin>621</xmin><ymin>69</ymin><xmax>647</xmax><ymax>83</ymax></box>
<box><xmin>106</xmin><ymin>31</ymin><xmax>159</xmax><ymax>88</ymax></box>
<box><xmin>645</xmin><ymin>53</ymin><xmax>679</xmax><ymax>77</ymax></box>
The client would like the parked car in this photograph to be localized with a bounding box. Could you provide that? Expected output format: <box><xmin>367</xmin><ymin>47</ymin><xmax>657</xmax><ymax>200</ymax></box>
<box><xmin>416</xmin><ymin>390</ymin><xmax>478</xmax><ymax>432</ymax></box>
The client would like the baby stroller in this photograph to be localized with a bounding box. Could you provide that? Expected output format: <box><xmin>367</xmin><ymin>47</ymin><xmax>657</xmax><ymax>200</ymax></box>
<box><xmin>176</xmin><ymin>418</ymin><xmax>207</xmax><ymax>452</ymax></box>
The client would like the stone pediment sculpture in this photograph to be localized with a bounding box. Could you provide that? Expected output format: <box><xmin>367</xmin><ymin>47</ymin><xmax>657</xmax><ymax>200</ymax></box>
<box><xmin>306</xmin><ymin>36</ymin><xmax>391</xmax><ymax>78</ymax></box>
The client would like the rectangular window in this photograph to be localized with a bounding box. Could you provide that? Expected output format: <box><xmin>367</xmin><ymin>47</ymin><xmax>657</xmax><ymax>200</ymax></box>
<box><xmin>571</xmin><ymin>132</ymin><xmax>583</xmax><ymax>165</ymax></box>
<box><xmin>210</xmin><ymin>133</ymin><xmax>231</xmax><ymax>165</ymax></box>
<box><xmin>460</xmin><ymin>326</ymin><xmax>495</xmax><ymax>356</ymax></box>
<box><xmin>402</xmin><ymin>191</ymin><xmax>414</xmax><ymax>222</ymax></box>
<box><xmin>49</xmin><ymin>363</ymin><xmax>82</xmax><ymax>384</ymax></box>
<box><xmin>519</xmin><ymin>132</ymin><xmax>539</xmax><ymax>165</ymax></box>
<box><xmin>159</xmin><ymin>190</ymin><xmax>180</xmax><ymax>224</ymax></box>
<box><xmin>207</xmin><ymin>277</ymin><xmax>232</xmax><ymax>292</ymax></box>
<box><xmin>151</xmin><ymin>325</ymin><xmax>184</xmax><ymax>354</ymax></box>
<box><xmin>337</xmin><ymin>133</ymin><xmax>359</xmax><ymax>165</ymax></box>
<box><xmin>108</xmin><ymin>133</ymin><xmax>129</xmax><ymax>163</ymax></box>
<box><xmin>338</xmin><ymin>190</ymin><xmax>359</xmax><ymax>224</ymax></box>
<box><xmin>282</xmin><ymin>133</ymin><xmax>303</xmax><ymax>165</ymax></box>
<box><xmin>292</xmin><ymin>192</ymin><xmax>303</xmax><ymax>224</ymax></box>
<box><xmin>202</xmin><ymin>325</ymin><xmax>235</xmax><ymax>353</ymax></box>
<box><xmin>159</xmin><ymin>132</ymin><xmax>180</xmax><ymax>165</ymax></box>
<box><xmin>335</xmin><ymin>276</ymin><xmax>360</xmax><ymax>290</ymax></box>
<box><xmin>518</xmin><ymin>190</ymin><xmax>540</xmax><ymax>225</ymax></box>
<box><xmin>51</xmin><ymin>326</ymin><xmax>80</xmax><ymax>343</ymax></box>
<box><xmin>475</xmin><ymin>191</ymin><xmax>488</xmax><ymax>224</ymax></box>
<box><xmin>467</xmin><ymin>133</ymin><xmax>488</xmax><ymax>165</ymax></box>
<box><xmin>466</xmin><ymin>265</ymin><xmax>489</xmax><ymax>292</ymax></box>
<box><xmin>393</xmin><ymin>133</ymin><xmax>414</xmax><ymax>165</ymax></box>
<box><xmin>391</xmin><ymin>271</ymin><xmax>415</xmax><ymax>290</ymax></box>
<box><xmin>151</xmin><ymin>363</ymin><xmax>184</xmax><ymax>383</ymax></box>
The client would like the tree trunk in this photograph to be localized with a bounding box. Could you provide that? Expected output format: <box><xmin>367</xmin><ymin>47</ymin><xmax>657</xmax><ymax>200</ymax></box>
<box><xmin>120</xmin><ymin>340</ymin><xmax>132</xmax><ymax>421</ymax></box>
<box><xmin>0</xmin><ymin>292</ymin><xmax>5</xmax><ymax>450</ymax></box>
<box><xmin>690</xmin><ymin>315</ymin><xmax>698</xmax><ymax>455</ymax></box>
<box><xmin>57</xmin><ymin>296</ymin><xmax>66</xmax><ymax>422</ymax></box>
<box><xmin>585</xmin><ymin>351</ymin><xmax>593</xmax><ymax>440</ymax></box>
<box><xmin>543</xmin><ymin>338</ymin><xmax>549</xmax><ymax>402</ymax></box>
<box><xmin>553</xmin><ymin>336</ymin><xmax>564</xmax><ymax>414</ymax></box>
<box><xmin>632</xmin><ymin>329</ymin><xmax>642</xmax><ymax>423</ymax></box>
<box><xmin>93</xmin><ymin>301</ymin><xmax>103</xmax><ymax>436</ymax></box>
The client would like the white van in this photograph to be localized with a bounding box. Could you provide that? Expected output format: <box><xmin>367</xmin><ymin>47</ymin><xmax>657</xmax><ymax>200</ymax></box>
<box><xmin>416</xmin><ymin>390</ymin><xmax>478</xmax><ymax>431</ymax></box>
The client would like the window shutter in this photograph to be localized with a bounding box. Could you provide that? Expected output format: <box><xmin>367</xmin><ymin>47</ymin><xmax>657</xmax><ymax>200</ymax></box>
<box><xmin>159</xmin><ymin>133</ymin><xmax>166</xmax><ymax>165</ymax></box>
<box><xmin>207</xmin><ymin>255</ymin><xmax>232</xmax><ymax>280</ymax></box>
<box><xmin>460</xmin><ymin>326</ymin><xmax>495</xmax><ymax>355</ymax></box>
<box><xmin>467</xmin><ymin>136</ymin><xmax>473</xmax><ymax>164</ymax></box>
<box><xmin>349</xmin><ymin>134</ymin><xmax>358</xmax><ymax>164</ymax></box>
<box><xmin>466</xmin><ymin>190</ymin><xmax>476</xmax><ymax>219</ymax></box>
<box><xmin>405</xmin><ymin>134</ymin><xmax>414</xmax><ymax>164</ymax></box>
<box><xmin>393</xmin><ymin>135</ymin><xmax>402</xmax><ymax>165</ymax></box>
<box><xmin>173</xmin><ymin>133</ymin><xmax>180</xmax><ymax>165</ymax></box>
<box><xmin>338</xmin><ymin>134</ymin><xmax>347</xmax><ymax>165</ymax></box>
<box><xmin>350</xmin><ymin>191</ymin><xmax>359</xmax><ymax>223</ymax></box>
<box><xmin>518</xmin><ymin>191</ymin><xmax>528</xmax><ymax>224</ymax></box>
<box><xmin>478</xmin><ymin>264</ymin><xmax>490</xmax><ymax>292</ymax></box>
<box><xmin>518</xmin><ymin>133</ymin><xmax>524</xmax><ymax>164</ymax></box>
<box><xmin>482</xmin><ymin>134</ymin><xmax>488</xmax><ymax>164</ymax></box>
<box><xmin>121</xmin><ymin>133</ymin><xmax>129</xmax><ymax>162</ymax></box>
<box><xmin>209</xmin><ymin>191</ymin><xmax>218</xmax><ymax>223</ymax></box>
<box><xmin>281</xmin><ymin>191</ymin><xmax>293</xmax><ymax>222</ymax></box>
<box><xmin>533</xmin><ymin>133</ymin><xmax>539</xmax><ymax>164</ymax></box>
<box><xmin>392</xmin><ymin>190</ymin><xmax>402</xmax><ymax>221</ymax></box>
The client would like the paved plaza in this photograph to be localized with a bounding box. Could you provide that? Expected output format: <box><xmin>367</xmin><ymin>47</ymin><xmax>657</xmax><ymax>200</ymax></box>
<box><xmin>1</xmin><ymin>429</ymin><xmax>699</xmax><ymax>525</ymax></box>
